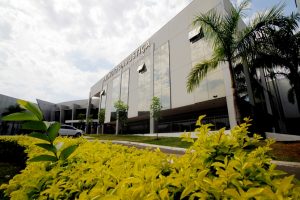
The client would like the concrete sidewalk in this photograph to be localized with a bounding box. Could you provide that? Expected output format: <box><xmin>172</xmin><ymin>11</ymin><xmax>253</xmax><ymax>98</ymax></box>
<box><xmin>84</xmin><ymin>136</ymin><xmax>300</xmax><ymax>179</ymax></box>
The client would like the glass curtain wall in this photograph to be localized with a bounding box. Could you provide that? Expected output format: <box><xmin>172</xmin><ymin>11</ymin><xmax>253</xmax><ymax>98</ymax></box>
<box><xmin>138</xmin><ymin>56</ymin><xmax>151</xmax><ymax>116</ymax></box>
<box><xmin>110</xmin><ymin>76</ymin><xmax>121</xmax><ymax>121</ymax></box>
<box><xmin>100</xmin><ymin>85</ymin><xmax>107</xmax><ymax>110</ymax></box>
<box><xmin>154</xmin><ymin>42</ymin><xmax>171</xmax><ymax>109</ymax></box>
<box><xmin>120</xmin><ymin>70</ymin><xmax>129</xmax><ymax>104</ymax></box>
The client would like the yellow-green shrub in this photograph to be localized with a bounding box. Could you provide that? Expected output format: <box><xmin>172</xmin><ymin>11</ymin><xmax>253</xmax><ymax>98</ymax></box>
<box><xmin>1</xmin><ymin>117</ymin><xmax>300</xmax><ymax>199</ymax></box>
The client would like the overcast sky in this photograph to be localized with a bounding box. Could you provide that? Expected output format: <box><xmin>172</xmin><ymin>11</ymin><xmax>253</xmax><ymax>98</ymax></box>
<box><xmin>0</xmin><ymin>0</ymin><xmax>297</xmax><ymax>103</ymax></box>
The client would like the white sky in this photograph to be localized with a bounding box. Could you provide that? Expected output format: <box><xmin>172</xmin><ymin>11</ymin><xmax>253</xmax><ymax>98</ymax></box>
<box><xmin>0</xmin><ymin>0</ymin><xmax>296</xmax><ymax>103</ymax></box>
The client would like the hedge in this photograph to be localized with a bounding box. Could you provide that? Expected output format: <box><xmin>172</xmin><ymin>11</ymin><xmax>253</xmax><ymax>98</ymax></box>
<box><xmin>0</xmin><ymin>117</ymin><xmax>299</xmax><ymax>199</ymax></box>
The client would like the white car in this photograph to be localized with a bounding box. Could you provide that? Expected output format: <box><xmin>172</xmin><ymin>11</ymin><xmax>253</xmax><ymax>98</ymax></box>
<box><xmin>59</xmin><ymin>125</ymin><xmax>83</xmax><ymax>137</ymax></box>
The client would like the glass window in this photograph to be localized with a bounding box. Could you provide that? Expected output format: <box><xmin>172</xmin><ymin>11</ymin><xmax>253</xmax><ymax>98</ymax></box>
<box><xmin>207</xmin><ymin>69</ymin><xmax>226</xmax><ymax>99</ymax></box>
<box><xmin>120</xmin><ymin>70</ymin><xmax>129</xmax><ymax>104</ymax></box>
<box><xmin>138</xmin><ymin>55</ymin><xmax>151</xmax><ymax>115</ymax></box>
<box><xmin>154</xmin><ymin>42</ymin><xmax>171</xmax><ymax>109</ymax></box>
<box><xmin>111</xmin><ymin>76</ymin><xmax>121</xmax><ymax>112</ymax></box>
<box><xmin>110</xmin><ymin>76</ymin><xmax>121</xmax><ymax>121</ymax></box>
<box><xmin>100</xmin><ymin>85</ymin><xmax>107</xmax><ymax>109</ymax></box>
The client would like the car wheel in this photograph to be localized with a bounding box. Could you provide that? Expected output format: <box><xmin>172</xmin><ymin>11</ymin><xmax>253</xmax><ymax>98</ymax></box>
<box><xmin>75</xmin><ymin>133</ymin><xmax>81</xmax><ymax>137</ymax></box>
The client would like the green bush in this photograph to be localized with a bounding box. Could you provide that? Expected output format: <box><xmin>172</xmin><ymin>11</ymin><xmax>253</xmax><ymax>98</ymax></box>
<box><xmin>1</xmin><ymin>117</ymin><xmax>299</xmax><ymax>199</ymax></box>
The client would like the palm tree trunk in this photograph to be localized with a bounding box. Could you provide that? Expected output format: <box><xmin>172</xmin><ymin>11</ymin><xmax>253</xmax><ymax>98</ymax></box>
<box><xmin>227</xmin><ymin>60</ymin><xmax>241</xmax><ymax>125</ymax></box>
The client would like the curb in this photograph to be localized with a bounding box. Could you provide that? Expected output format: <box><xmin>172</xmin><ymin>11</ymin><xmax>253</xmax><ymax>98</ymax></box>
<box><xmin>100</xmin><ymin>140</ymin><xmax>186</xmax><ymax>152</ymax></box>
<box><xmin>84</xmin><ymin>136</ymin><xmax>300</xmax><ymax>167</ymax></box>
<box><xmin>271</xmin><ymin>160</ymin><xmax>300</xmax><ymax>168</ymax></box>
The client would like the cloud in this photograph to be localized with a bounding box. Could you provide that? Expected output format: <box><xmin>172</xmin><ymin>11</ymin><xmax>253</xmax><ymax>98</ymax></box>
<box><xmin>0</xmin><ymin>0</ymin><xmax>192</xmax><ymax>103</ymax></box>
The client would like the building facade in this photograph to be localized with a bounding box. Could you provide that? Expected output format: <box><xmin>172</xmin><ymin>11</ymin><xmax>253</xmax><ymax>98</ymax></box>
<box><xmin>87</xmin><ymin>0</ymin><xmax>300</xmax><ymax>135</ymax></box>
<box><xmin>88</xmin><ymin>0</ymin><xmax>240</xmax><ymax>134</ymax></box>
<box><xmin>1</xmin><ymin>0</ymin><xmax>299</xmax><ymax>136</ymax></box>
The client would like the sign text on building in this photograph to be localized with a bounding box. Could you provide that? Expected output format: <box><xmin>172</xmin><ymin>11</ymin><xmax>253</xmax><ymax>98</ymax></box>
<box><xmin>104</xmin><ymin>41</ymin><xmax>151</xmax><ymax>81</ymax></box>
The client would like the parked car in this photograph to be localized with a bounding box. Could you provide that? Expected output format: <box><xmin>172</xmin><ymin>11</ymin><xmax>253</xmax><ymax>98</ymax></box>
<box><xmin>59</xmin><ymin>125</ymin><xmax>83</xmax><ymax>137</ymax></box>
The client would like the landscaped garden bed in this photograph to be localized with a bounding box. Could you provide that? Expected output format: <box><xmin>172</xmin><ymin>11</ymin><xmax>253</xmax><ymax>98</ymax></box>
<box><xmin>88</xmin><ymin>134</ymin><xmax>300</xmax><ymax>162</ymax></box>
<box><xmin>0</xmin><ymin>117</ymin><xmax>299</xmax><ymax>199</ymax></box>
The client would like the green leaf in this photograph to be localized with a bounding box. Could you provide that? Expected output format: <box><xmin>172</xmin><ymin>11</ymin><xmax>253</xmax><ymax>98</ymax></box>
<box><xmin>28</xmin><ymin>155</ymin><xmax>58</xmax><ymax>162</ymax></box>
<box><xmin>22</xmin><ymin>121</ymin><xmax>48</xmax><ymax>131</ymax></box>
<box><xmin>1</xmin><ymin>111</ymin><xmax>39</xmax><ymax>121</ymax></box>
<box><xmin>224</xmin><ymin>189</ymin><xmax>240</xmax><ymax>199</ymax></box>
<box><xmin>43</xmin><ymin>121</ymin><xmax>51</xmax><ymax>129</ymax></box>
<box><xmin>48</xmin><ymin>122</ymin><xmax>60</xmax><ymax>143</ymax></box>
<box><xmin>17</xmin><ymin>99</ymin><xmax>43</xmax><ymax>121</ymax></box>
<box><xmin>245</xmin><ymin>188</ymin><xmax>264</xmax><ymax>198</ymax></box>
<box><xmin>29</xmin><ymin>132</ymin><xmax>49</xmax><ymax>142</ymax></box>
<box><xmin>59</xmin><ymin>145</ymin><xmax>78</xmax><ymax>160</ymax></box>
<box><xmin>180</xmin><ymin>184</ymin><xmax>194</xmax><ymax>199</ymax></box>
<box><xmin>35</xmin><ymin>143</ymin><xmax>57</xmax><ymax>154</ymax></box>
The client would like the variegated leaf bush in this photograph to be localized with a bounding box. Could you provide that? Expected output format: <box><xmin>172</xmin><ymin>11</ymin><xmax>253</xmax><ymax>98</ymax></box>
<box><xmin>1</xmin><ymin>116</ymin><xmax>299</xmax><ymax>199</ymax></box>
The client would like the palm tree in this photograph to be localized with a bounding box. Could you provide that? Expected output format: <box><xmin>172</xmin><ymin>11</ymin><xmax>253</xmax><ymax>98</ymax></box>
<box><xmin>186</xmin><ymin>0</ymin><xmax>286</xmax><ymax>126</ymax></box>
<box><xmin>239</xmin><ymin>13</ymin><xmax>300</xmax><ymax>112</ymax></box>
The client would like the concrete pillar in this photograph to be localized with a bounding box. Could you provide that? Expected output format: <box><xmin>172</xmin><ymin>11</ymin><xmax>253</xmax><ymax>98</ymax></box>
<box><xmin>71</xmin><ymin>104</ymin><xmax>79</xmax><ymax>126</ymax></box>
<box><xmin>150</xmin><ymin>116</ymin><xmax>154</xmax><ymax>134</ymax></box>
<box><xmin>115</xmin><ymin>112</ymin><xmax>119</xmax><ymax>135</ymax></box>
<box><xmin>59</xmin><ymin>105</ymin><xmax>67</xmax><ymax>124</ymax></box>
<box><xmin>85</xmin><ymin>97</ymin><xmax>92</xmax><ymax>133</ymax></box>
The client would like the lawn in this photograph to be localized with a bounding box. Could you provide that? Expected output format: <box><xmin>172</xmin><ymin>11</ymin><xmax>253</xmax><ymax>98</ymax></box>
<box><xmin>87</xmin><ymin>134</ymin><xmax>300</xmax><ymax>162</ymax></box>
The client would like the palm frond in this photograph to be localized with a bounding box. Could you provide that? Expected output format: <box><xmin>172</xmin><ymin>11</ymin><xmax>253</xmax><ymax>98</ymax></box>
<box><xmin>235</xmin><ymin>4</ymin><xmax>286</xmax><ymax>60</ymax></box>
<box><xmin>193</xmin><ymin>9</ymin><xmax>223</xmax><ymax>47</ymax></box>
<box><xmin>186</xmin><ymin>57</ymin><xmax>219</xmax><ymax>93</ymax></box>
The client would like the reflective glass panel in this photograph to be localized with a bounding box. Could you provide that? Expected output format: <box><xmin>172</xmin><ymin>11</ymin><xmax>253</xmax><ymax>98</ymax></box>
<box><xmin>111</xmin><ymin>76</ymin><xmax>121</xmax><ymax>113</ymax></box>
<box><xmin>153</xmin><ymin>42</ymin><xmax>170</xmax><ymax>109</ymax></box>
<box><xmin>138</xmin><ymin>55</ymin><xmax>151</xmax><ymax>115</ymax></box>
<box><xmin>120</xmin><ymin>70</ymin><xmax>129</xmax><ymax>104</ymax></box>
<box><xmin>100</xmin><ymin>85</ymin><xmax>107</xmax><ymax>109</ymax></box>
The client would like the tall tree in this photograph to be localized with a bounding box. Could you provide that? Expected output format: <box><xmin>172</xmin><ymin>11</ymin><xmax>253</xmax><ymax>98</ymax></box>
<box><xmin>98</xmin><ymin>109</ymin><xmax>105</xmax><ymax>134</ymax></box>
<box><xmin>238</xmin><ymin>12</ymin><xmax>300</xmax><ymax>112</ymax></box>
<box><xmin>186</xmin><ymin>0</ymin><xmax>285</xmax><ymax>125</ymax></box>
<box><xmin>150</xmin><ymin>97</ymin><xmax>162</xmax><ymax>139</ymax></box>
<box><xmin>114</xmin><ymin>100</ymin><xmax>128</xmax><ymax>135</ymax></box>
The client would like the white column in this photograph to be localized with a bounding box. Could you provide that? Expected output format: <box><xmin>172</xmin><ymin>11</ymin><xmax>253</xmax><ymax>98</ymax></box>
<box><xmin>85</xmin><ymin>96</ymin><xmax>92</xmax><ymax>133</ymax></box>
<box><xmin>150</xmin><ymin>116</ymin><xmax>154</xmax><ymax>134</ymax></box>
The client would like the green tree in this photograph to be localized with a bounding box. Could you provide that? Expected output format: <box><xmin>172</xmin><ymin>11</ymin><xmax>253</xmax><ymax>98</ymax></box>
<box><xmin>77</xmin><ymin>113</ymin><xmax>86</xmax><ymax>131</ymax></box>
<box><xmin>186</xmin><ymin>0</ymin><xmax>285</xmax><ymax>125</ymax></box>
<box><xmin>238</xmin><ymin>13</ymin><xmax>300</xmax><ymax>112</ymax></box>
<box><xmin>98</xmin><ymin>109</ymin><xmax>105</xmax><ymax>134</ymax></box>
<box><xmin>114</xmin><ymin>100</ymin><xmax>128</xmax><ymax>135</ymax></box>
<box><xmin>150</xmin><ymin>97</ymin><xmax>162</xmax><ymax>139</ymax></box>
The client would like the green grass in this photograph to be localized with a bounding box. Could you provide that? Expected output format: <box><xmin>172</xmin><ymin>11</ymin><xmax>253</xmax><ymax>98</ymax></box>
<box><xmin>87</xmin><ymin>134</ymin><xmax>192</xmax><ymax>148</ymax></box>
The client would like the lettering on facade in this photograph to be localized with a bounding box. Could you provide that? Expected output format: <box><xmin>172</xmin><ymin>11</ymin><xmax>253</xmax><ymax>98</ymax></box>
<box><xmin>104</xmin><ymin>41</ymin><xmax>151</xmax><ymax>81</ymax></box>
